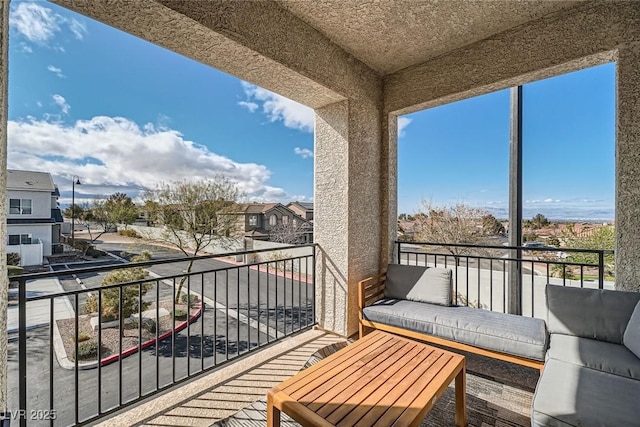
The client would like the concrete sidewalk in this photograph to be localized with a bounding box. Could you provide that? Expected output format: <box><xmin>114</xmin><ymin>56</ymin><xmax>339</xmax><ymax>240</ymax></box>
<box><xmin>7</xmin><ymin>277</ymin><xmax>75</xmax><ymax>335</ymax></box>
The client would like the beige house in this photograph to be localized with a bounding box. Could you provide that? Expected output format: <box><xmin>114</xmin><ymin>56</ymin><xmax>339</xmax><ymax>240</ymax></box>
<box><xmin>286</xmin><ymin>201</ymin><xmax>314</xmax><ymax>221</ymax></box>
<box><xmin>232</xmin><ymin>203</ymin><xmax>313</xmax><ymax>243</ymax></box>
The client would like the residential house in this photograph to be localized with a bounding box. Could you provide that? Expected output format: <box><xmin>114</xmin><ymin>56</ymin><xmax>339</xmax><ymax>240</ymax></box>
<box><xmin>286</xmin><ymin>201</ymin><xmax>314</xmax><ymax>221</ymax></box>
<box><xmin>232</xmin><ymin>203</ymin><xmax>313</xmax><ymax>243</ymax></box>
<box><xmin>7</xmin><ymin>170</ymin><xmax>64</xmax><ymax>265</ymax></box>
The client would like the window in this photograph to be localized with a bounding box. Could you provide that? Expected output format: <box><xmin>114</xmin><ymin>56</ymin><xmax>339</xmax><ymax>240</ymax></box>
<box><xmin>282</xmin><ymin>215</ymin><xmax>289</xmax><ymax>225</ymax></box>
<box><xmin>249</xmin><ymin>215</ymin><xmax>257</xmax><ymax>226</ymax></box>
<box><xmin>292</xmin><ymin>218</ymin><xmax>297</xmax><ymax>227</ymax></box>
<box><xmin>8</xmin><ymin>234</ymin><xmax>31</xmax><ymax>245</ymax></box>
<box><xmin>9</xmin><ymin>199</ymin><xmax>32</xmax><ymax>215</ymax></box>
<box><xmin>269</xmin><ymin>215</ymin><xmax>277</xmax><ymax>226</ymax></box>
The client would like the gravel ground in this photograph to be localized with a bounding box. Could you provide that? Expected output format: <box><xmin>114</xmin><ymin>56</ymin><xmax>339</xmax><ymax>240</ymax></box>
<box><xmin>57</xmin><ymin>300</ymin><xmax>200</xmax><ymax>362</ymax></box>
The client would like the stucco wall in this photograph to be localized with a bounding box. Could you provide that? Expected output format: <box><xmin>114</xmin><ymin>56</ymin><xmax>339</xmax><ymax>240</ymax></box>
<box><xmin>315</xmin><ymin>96</ymin><xmax>383</xmax><ymax>337</ymax></box>
<box><xmin>615</xmin><ymin>41</ymin><xmax>640</xmax><ymax>292</ymax></box>
<box><xmin>384</xmin><ymin>2</ymin><xmax>639</xmax><ymax>116</ymax></box>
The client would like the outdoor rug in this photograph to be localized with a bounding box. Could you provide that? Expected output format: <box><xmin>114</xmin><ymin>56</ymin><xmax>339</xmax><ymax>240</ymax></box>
<box><xmin>212</xmin><ymin>342</ymin><xmax>538</xmax><ymax>427</ymax></box>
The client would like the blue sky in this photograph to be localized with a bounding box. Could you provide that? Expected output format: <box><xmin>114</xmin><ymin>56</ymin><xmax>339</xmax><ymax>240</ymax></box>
<box><xmin>8</xmin><ymin>1</ymin><xmax>615</xmax><ymax>220</ymax></box>
<box><xmin>399</xmin><ymin>63</ymin><xmax>615</xmax><ymax>221</ymax></box>
<box><xmin>8</xmin><ymin>1</ymin><xmax>315</xmax><ymax>206</ymax></box>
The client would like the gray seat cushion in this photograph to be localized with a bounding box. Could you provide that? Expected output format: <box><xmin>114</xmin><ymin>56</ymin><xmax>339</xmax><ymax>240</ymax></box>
<box><xmin>385</xmin><ymin>264</ymin><xmax>453</xmax><ymax>306</ymax></box>
<box><xmin>532</xmin><ymin>359</ymin><xmax>640</xmax><ymax>427</ymax></box>
<box><xmin>547</xmin><ymin>334</ymin><xmax>640</xmax><ymax>380</ymax></box>
<box><xmin>362</xmin><ymin>298</ymin><xmax>548</xmax><ymax>361</ymax></box>
<box><xmin>546</xmin><ymin>285</ymin><xmax>640</xmax><ymax>344</ymax></box>
<box><xmin>623</xmin><ymin>301</ymin><xmax>640</xmax><ymax>358</ymax></box>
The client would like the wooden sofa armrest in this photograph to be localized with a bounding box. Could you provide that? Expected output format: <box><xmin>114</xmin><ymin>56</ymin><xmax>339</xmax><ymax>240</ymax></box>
<box><xmin>358</xmin><ymin>273</ymin><xmax>387</xmax><ymax>311</ymax></box>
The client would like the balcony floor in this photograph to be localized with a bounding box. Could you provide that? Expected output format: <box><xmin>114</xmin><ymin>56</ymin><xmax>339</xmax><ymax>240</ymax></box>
<box><xmin>99</xmin><ymin>329</ymin><xmax>538</xmax><ymax>427</ymax></box>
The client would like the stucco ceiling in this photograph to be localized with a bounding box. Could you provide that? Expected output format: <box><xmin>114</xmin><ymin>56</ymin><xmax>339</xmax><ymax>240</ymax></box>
<box><xmin>277</xmin><ymin>0</ymin><xmax>585</xmax><ymax>75</ymax></box>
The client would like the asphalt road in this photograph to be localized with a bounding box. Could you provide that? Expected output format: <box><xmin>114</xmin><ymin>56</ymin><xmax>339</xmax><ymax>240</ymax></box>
<box><xmin>8</xmin><ymin>243</ymin><xmax>314</xmax><ymax>426</ymax></box>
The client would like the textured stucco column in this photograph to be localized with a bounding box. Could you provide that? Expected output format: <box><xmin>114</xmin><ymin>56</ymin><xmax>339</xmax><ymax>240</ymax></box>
<box><xmin>382</xmin><ymin>115</ymin><xmax>398</xmax><ymax>266</ymax></box>
<box><xmin>315</xmin><ymin>98</ymin><xmax>382</xmax><ymax>337</ymax></box>
<box><xmin>0</xmin><ymin>0</ymin><xmax>9</xmax><ymax>415</ymax></box>
<box><xmin>615</xmin><ymin>41</ymin><xmax>640</xmax><ymax>292</ymax></box>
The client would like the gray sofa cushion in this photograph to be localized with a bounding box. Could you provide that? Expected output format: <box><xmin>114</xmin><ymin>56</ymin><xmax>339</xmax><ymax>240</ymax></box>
<box><xmin>623</xmin><ymin>301</ymin><xmax>640</xmax><ymax>358</ymax></box>
<box><xmin>532</xmin><ymin>359</ymin><xmax>640</xmax><ymax>427</ymax></box>
<box><xmin>384</xmin><ymin>264</ymin><xmax>452</xmax><ymax>306</ymax></box>
<box><xmin>546</xmin><ymin>285</ymin><xmax>640</xmax><ymax>344</ymax></box>
<box><xmin>547</xmin><ymin>334</ymin><xmax>640</xmax><ymax>380</ymax></box>
<box><xmin>362</xmin><ymin>298</ymin><xmax>548</xmax><ymax>361</ymax></box>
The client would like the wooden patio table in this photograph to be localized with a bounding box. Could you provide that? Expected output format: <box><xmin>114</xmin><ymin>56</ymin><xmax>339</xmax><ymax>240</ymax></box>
<box><xmin>267</xmin><ymin>330</ymin><xmax>467</xmax><ymax>427</ymax></box>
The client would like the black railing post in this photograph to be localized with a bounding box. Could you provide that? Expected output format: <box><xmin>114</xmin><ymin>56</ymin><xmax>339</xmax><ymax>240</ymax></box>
<box><xmin>312</xmin><ymin>247</ymin><xmax>316</xmax><ymax>325</ymax></box>
<box><xmin>396</xmin><ymin>242</ymin><xmax>401</xmax><ymax>264</ymax></box>
<box><xmin>18</xmin><ymin>278</ymin><xmax>27</xmax><ymax>427</ymax></box>
<box><xmin>598</xmin><ymin>251</ymin><xmax>605</xmax><ymax>289</ymax></box>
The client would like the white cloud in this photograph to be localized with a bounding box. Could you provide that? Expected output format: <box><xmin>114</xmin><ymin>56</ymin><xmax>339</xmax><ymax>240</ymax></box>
<box><xmin>9</xmin><ymin>2</ymin><xmax>87</xmax><ymax>48</ymax></box>
<box><xmin>398</xmin><ymin>117</ymin><xmax>412</xmax><ymax>137</ymax></box>
<box><xmin>240</xmin><ymin>82</ymin><xmax>314</xmax><ymax>132</ymax></box>
<box><xmin>294</xmin><ymin>147</ymin><xmax>313</xmax><ymax>159</ymax></box>
<box><xmin>7</xmin><ymin>115</ymin><xmax>299</xmax><ymax>204</ymax></box>
<box><xmin>47</xmin><ymin>65</ymin><xmax>65</xmax><ymax>78</ymax></box>
<box><xmin>19</xmin><ymin>42</ymin><xmax>33</xmax><ymax>53</ymax></box>
<box><xmin>68</xmin><ymin>18</ymin><xmax>87</xmax><ymax>40</ymax></box>
<box><xmin>238</xmin><ymin>101</ymin><xmax>258</xmax><ymax>113</ymax></box>
<box><xmin>52</xmin><ymin>94</ymin><xmax>70</xmax><ymax>114</ymax></box>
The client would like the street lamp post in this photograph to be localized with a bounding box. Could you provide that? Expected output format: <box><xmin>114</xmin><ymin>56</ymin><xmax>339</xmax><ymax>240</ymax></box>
<box><xmin>71</xmin><ymin>176</ymin><xmax>81</xmax><ymax>243</ymax></box>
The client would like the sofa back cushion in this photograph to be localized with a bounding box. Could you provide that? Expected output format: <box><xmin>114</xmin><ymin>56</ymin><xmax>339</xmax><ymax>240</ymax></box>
<box><xmin>546</xmin><ymin>284</ymin><xmax>640</xmax><ymax>344</ymax></box>
<box><xmin>384</xmin><ymin>264</ymin><xmax>453</xmax><ymax>306</ymax></box>
<box><xmin>623</xmin><ymin>302</ymin><xmax>640</xmax><ymax>358</ymax></box>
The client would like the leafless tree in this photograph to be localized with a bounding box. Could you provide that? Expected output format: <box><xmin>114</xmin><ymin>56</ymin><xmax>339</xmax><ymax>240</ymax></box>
<box><xmin>413</xmin><ymin>201</ymin><xmax>488</xmax><ymax>264</ymax></box>
<box><xmin>269</xmin><ymin>221</ymin><xmax>309</xmax><ymax>244</ymax></box>
<box><xmin>143</xmin><ymin>177</ymin><xmax>241</xmax><ymax>302</ymax></box>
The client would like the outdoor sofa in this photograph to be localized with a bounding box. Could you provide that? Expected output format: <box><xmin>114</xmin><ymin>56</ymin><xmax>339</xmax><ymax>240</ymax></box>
<box><xmin>531</xmin><ymin>284</ymin><xmax>640</xmax><ymax>427</ymax></box>
<box><xmin>358</xmin><ymin>264</ymin><xmax>640</xmax><ymax>427</ymax></box>
<box><xmin>358</xmin><ymin>264</ymin><xmax>548</xmax><ymax>370</ymax></box>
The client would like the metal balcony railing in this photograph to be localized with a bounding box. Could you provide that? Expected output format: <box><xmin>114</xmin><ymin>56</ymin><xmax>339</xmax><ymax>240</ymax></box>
<box><xmin>11</xmin><ymin>245</ymin><xmax>316</xmax><ymax>426</ymax></box>
<box><xmin>396</xmin><ymin>241</ymin><xmax>614</xmax><ymax>317</ymax></box>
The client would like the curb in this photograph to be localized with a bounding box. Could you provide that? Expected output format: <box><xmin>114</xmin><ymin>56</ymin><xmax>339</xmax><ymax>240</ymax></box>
<box><xmin>99</xmin><ymin>301</ymin><xmax>203</xmax><ymax>366</ymax></box>
<box><xmin>54</xmin><ymin>302</ymin><xmax>203</xmax><ymax>370</ymax></box>
<box><xmin>221</xmin><ymin>256</ymin><xmax>313</xmax><ymax>284</ymax></box>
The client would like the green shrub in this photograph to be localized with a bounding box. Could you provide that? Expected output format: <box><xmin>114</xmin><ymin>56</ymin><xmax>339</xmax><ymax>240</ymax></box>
<box><xmin>85</xmin><ymin>247</ymin><xmax>104</xmax><ymax>258</ymax></box>
<box><xmin>101</xmin><ymin>306</ymin><xmax>118</xmax><ymax>322</ymax></box>
<box><xmin>71</xmin><ymin>239</ymin><xmax>91</xmax><ymax>253</ymax></box>
<box><xmin>76</xmin><ymin>333</ymin><xmax>91</xmax><ymax>343</ymax></box>
<box><xmin>172</xmin><ymin>309</ymin><xmax>188</xmax><ymax>321</ymax></box>
<box><xmin>74</xmin><ymin>340</ymin><xmax>99</xmax><ymax>360</ymax></box>
<box><xmin>181</xmin><ymin>294</ymin><xmax>199</xmax><ymax>307</ymax></box>
<box><xmin>135</xmin><ymin>318</ymin><xmax>157</xmax><ymax>334</ymax></box>
<box><xmin>7</xmin><ymin>253</ymin><xmax>20</xmax><ymax>266</ymax></box>
<box><xmin>118</xmin><ymin>229</ymin><xmax>140</xmax><ymax>238</ymax></box>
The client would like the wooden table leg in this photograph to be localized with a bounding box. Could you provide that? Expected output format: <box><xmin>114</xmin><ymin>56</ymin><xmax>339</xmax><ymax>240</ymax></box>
<box><xmin>267</xmin><ymin>391</ymin><xmax>281</xmax><ymax>427</ymax></box>
<box><xmin>455</xmin><ymin>363</ymin><xmax>467</xmax><ymax>427</ymax></box>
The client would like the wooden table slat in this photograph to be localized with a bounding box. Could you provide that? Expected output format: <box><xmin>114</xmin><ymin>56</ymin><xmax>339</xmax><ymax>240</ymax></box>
<box><xmin>300</xmin><ymin>340</ymin><xmax>414</xmax><ymax>408</ymax></box>
<box><xmin>372</xmin><ymin>354</ymin><xmax>455</xmax><ymax>426</ymax></box>
<box><xmin>325</xmin><ymin>345</ymin><xmax>432</xmax><ymax>425</ymax></box>
<box><xmin>337</xmin><ymin>347</ymin><xmax>441</xmax><ymax>427</ymax></box>
<box><xmin>286</xmin><ymin>336</ymin><xmax>402</xmax><ymax>401</ymax></box>
<box><xmin>280</xmin><ymin>331</ymin><xmax>391</xmax><ymax>393</ymax></box>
